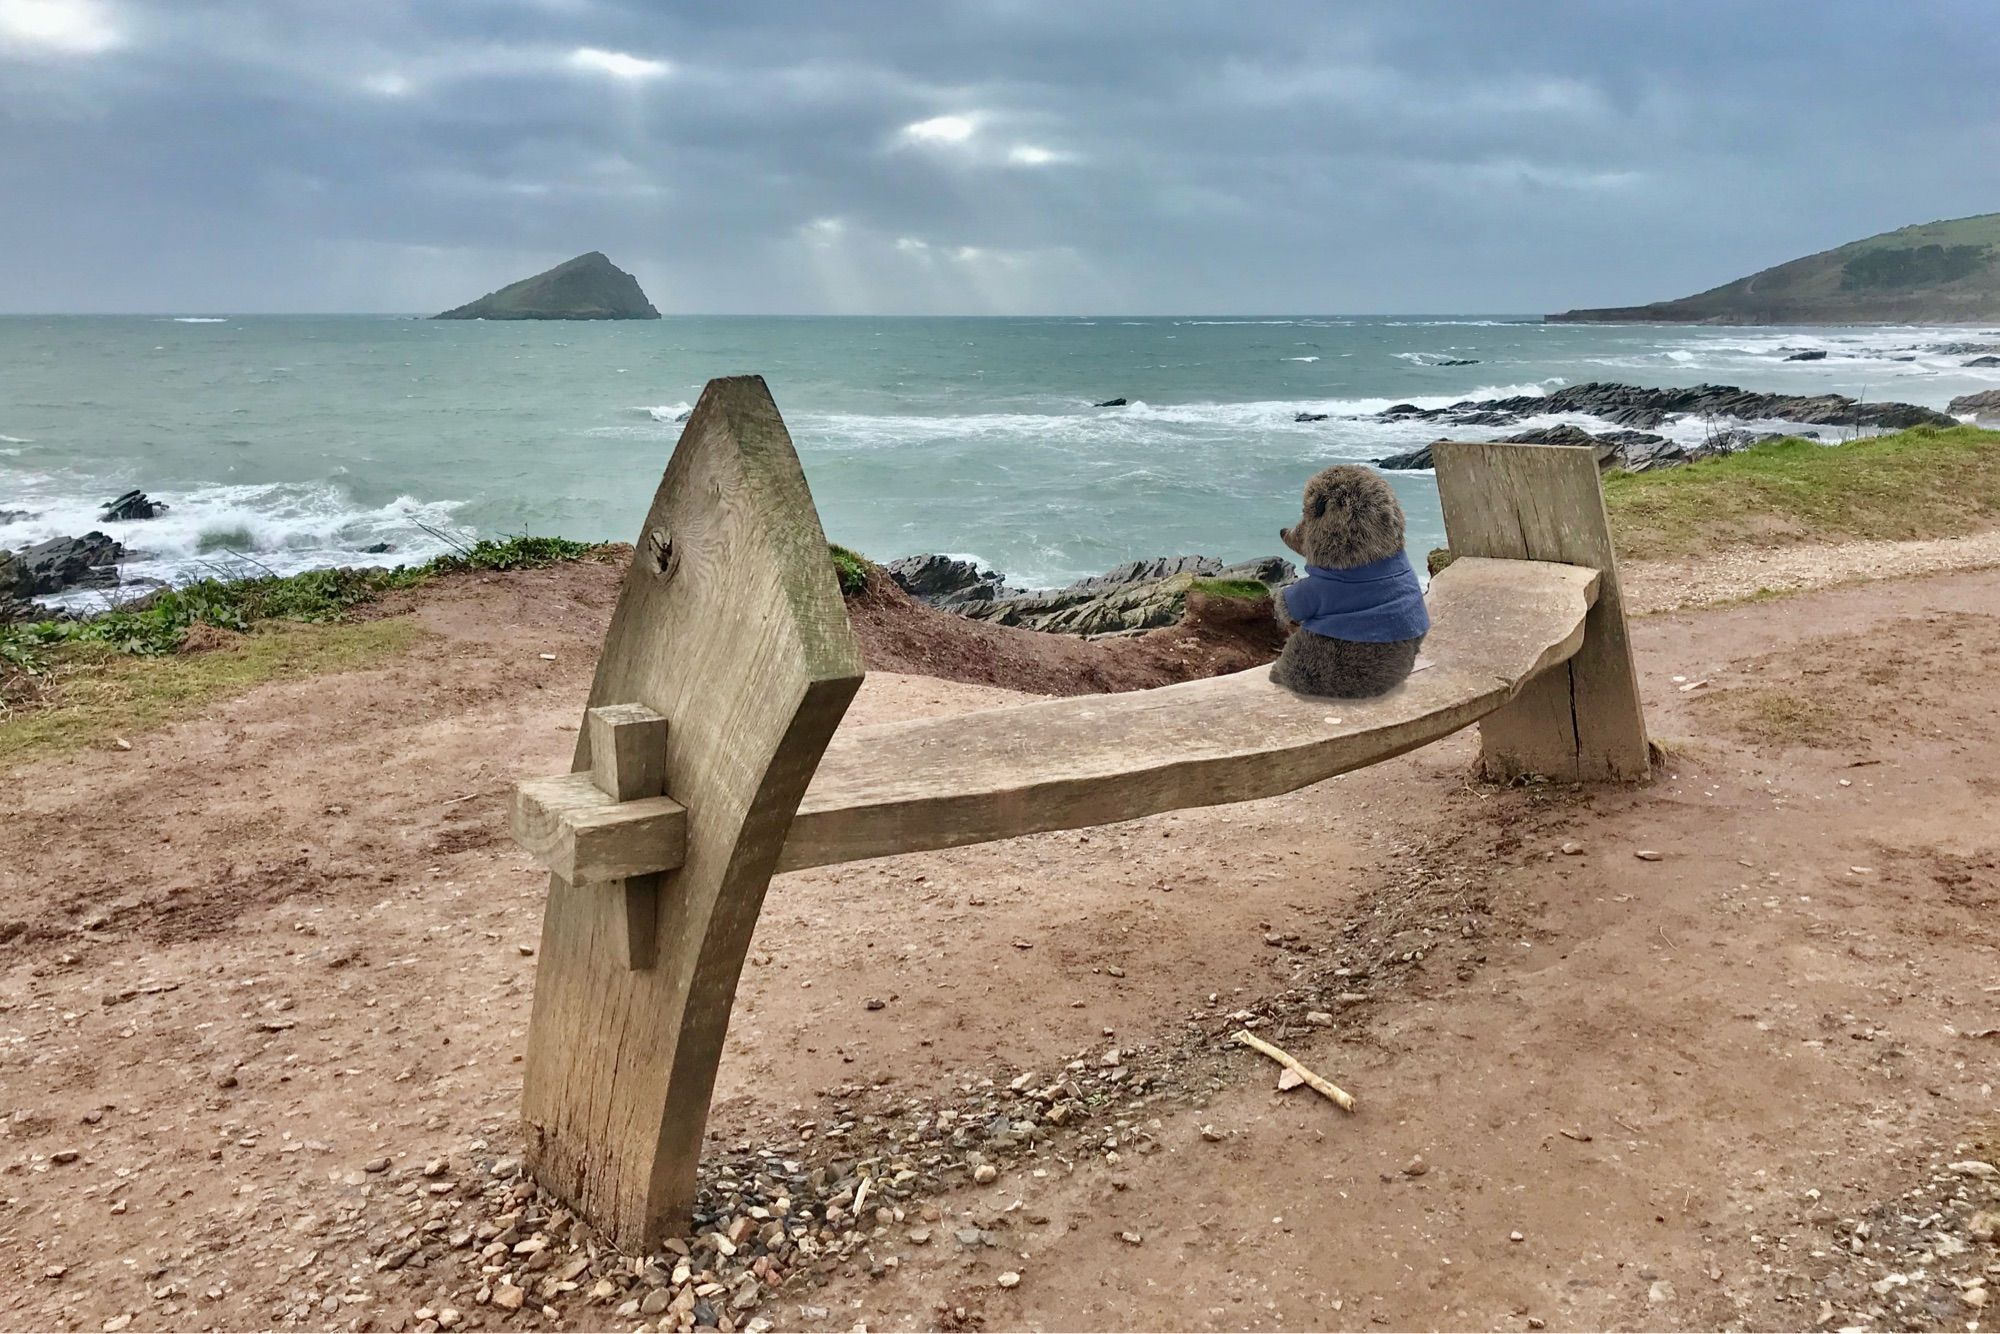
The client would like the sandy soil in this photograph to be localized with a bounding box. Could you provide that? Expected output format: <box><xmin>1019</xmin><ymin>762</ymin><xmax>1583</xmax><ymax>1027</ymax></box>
<box><xmin>2</xmin><ymin>557</ymin><xmax>1998</xmax><ymax>1333</ymax></box>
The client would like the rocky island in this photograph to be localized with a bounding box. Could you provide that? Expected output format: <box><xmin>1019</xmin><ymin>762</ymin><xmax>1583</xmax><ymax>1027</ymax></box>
<box><xmin>433</xmin><ymin>251</ymin><xmax>660</xmax><ymax>321</ymax></box>
<box><xmin>1550</xmin><ymin>211</ymin><xmax>2000</xmax><ymax>324</ymax></box>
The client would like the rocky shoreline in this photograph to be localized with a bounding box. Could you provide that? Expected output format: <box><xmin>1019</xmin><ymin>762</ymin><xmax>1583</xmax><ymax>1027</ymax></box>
<box><xmin>1</xmin><ymin>491</ymin><xmax>172</xmax><ymax>622</ymax></box>
<box><xmin>1364</xmin><ymin>380</ymin><xmax>1954</xmax><ymax>472</ymax></box>
<box><xmin>882</xmin><ymin>552</ymin><xmax>1295</xmax><ymax>636</ymax></box>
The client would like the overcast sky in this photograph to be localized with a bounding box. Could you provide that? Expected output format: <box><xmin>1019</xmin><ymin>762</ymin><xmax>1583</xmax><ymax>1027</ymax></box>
<box><xmin>2</xmin><ymin>0</ymin><xmax>1996</xmax><ymax>315</ymax></box>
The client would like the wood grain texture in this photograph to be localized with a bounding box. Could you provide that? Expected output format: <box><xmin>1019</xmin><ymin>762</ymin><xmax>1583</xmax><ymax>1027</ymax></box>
<box><xmin>586</xmin><ymin>704</ymin><xmax>671</xmax><ymax>971</ymax></box>
<box><xmin>1430</xmin><ymin>440</ymin><xmax>1650</xmax><ymax>782</ymax></box>
<box><xmin>777</xmin><ymin>557</ymin><xmax>1599</xmax><ymax>872</ymax></box>
<box><xmin>588</xmin><ymin>704</ymin><xmax>668</xmax><ymax>802</ymax></box>
<box><xmin>510</xmin><ymin>773</ymin><xmax>686</xmax><ymax>883</ymax></box>
<box><xmin>520</xmin><ymin>375</ymin><xmax>864</xmax><ymax>1249</ymax></box>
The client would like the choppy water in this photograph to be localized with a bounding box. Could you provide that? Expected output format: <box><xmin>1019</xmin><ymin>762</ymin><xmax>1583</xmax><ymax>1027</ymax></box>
<box><xmin>3</xmin><ymin>314</ymin><xmax>1996</xmax><ymax>603</ymax></box>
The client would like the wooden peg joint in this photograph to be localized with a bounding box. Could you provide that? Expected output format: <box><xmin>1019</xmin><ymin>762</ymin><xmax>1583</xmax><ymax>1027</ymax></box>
<box><xmin>510</xmin><ymin>703</ymin><xmax>681</xmax><ymax>969</ymax></box>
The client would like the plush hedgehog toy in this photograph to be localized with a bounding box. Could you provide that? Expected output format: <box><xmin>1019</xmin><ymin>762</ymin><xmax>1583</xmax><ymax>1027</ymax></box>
<box><xmin>1270</xmin><ymin>465</ymin><xmax>1429</xmax><ymax>698</ymax></box>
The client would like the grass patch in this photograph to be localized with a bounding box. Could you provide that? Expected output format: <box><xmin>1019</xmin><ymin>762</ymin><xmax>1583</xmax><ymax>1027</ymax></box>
<box><xmin>1604</xmin><ymin>425</ymin><xmax>2000</xmax><ymax>559</ymax></box>
<box><xmin>0</xmin><ymin>619</ymin><xmax>422</xmax><ymax>767</ymax></box>
<box><xmin>1190</xmin><ymin>577</ymin><xmax>1270</xmax><ymax>601</ymax></box>
<box><xmin>2</xmin><ymin>534</ymin><xmax>601</xmax><ymax>670</ymax></box>
<box><xmin>829</xmin><ymin>544</ymin><xmax>872</xmax><ymax>597</ymax></box>
<box><xmin>1694</xmin><ymin>687</ymin><xmax>1848</xmax><ymax>750</ymax></box>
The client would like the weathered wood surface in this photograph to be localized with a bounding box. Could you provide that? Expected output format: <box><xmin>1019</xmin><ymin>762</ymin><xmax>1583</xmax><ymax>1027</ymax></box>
<box><xmin>520</xmin><ymin>375</ymin><xmax>864</xmax><ymax>1250</ymax></box>
<box><xmin>510</xmin><ymin>773</ymin><xmax>686</xmax><ymax>884</ymax></box>
<box><xmin>776</xmin><ymin>556</ymin><xmax>1600</xmax><ymax>872</ymax></box>
<box><xmin>587</xmin><ymin>703</ymin><xmax>668</xmax><ymax>802</ymax></box>
<box><xmin>1431</xmin><ymin>440</ymin><xmax>1650</xmax><ymax>782</ymax></box>
<box><xmin>585</xmin><ymin>703</ymin><xmax>673</xmax><ymax>970</ymax></box>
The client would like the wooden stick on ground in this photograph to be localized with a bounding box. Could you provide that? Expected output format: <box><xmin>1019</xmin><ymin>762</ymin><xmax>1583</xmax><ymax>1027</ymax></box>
<box><xmin>1233</xmin><ymin>1029</ymin><xmax>1356</xmax><ymax>1112</ymax></box>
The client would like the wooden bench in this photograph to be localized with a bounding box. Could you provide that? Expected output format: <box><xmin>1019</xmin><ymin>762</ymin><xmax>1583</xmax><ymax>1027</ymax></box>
<box><xmin>508</xmin><ymin>375</ymin><xmax>1650</xmax><ymax>1250</ymax></box>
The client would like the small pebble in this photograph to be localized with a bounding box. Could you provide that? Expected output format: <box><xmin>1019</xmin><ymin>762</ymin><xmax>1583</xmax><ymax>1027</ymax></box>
<box><xmin>997</xmin><ymin>1272</ymin><xmax>1020</xmax><ymax>1289</ymax></box>
<box><xmin>1634</xmin><ymin>850</ymin><xmax>1663</xmax><ymax>862</ymax></box>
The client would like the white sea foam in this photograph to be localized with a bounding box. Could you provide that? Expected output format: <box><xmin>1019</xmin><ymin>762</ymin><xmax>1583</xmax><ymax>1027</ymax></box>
<box><xmin>0</xmin><ymin>472</ymin><xmax>474</xmax><ymax>608</ymax></box>
<box><xmin>642</xmin><ymin>402</ymin><xmax>695</xmax><ymax>421</ymax></box>
<box><xmin>170</xmin><ymin>317</ymin><xmax>228</xmax><ymax>323</ymax></box>
<box><xmin>0</xmin><ymin>434</ymin><xmax>29</xmax><ymax>444</ymax></box>
<box><xmin>1284</xmin><ymin>356</ymin><xmax>1321</xmax><ymax>363</ymax></box>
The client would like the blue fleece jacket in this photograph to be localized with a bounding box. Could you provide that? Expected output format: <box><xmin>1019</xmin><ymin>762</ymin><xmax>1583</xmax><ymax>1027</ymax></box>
<box><xmin>1281</xmin><ymin>551</ymin><xmax>1430</xmax><ymax>643</ymax></box>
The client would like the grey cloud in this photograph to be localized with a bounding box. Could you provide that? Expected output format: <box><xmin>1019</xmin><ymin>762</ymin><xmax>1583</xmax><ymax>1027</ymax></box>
<box><xmin>2</xmin><ymin>0</ymin><xmax>1997</xmax><ymax>313</ymax></box>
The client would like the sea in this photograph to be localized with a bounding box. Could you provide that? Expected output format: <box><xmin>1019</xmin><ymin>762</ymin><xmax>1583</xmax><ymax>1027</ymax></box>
<box><xmin>3</xmin><ymin>315</ymin><xmax>1997</xmax><ymax>605</ymax></box>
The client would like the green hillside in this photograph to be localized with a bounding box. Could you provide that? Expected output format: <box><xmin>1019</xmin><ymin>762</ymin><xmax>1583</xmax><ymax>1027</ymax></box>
<box><xmin>1550</xmin><ymin>213</ymin><xmax>2000</xmax><ymax>325</ymax></box>
<box><xmin>434</xmin><ymin>251</ymin><xmax>660</xmax><ymax>320</ymax></box>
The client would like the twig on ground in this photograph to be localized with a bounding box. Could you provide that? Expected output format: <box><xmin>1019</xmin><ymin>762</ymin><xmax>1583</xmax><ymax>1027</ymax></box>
<box><xmin>1232</xmin><ymin>1029</ymin><xmax>1356</xmax><ymax>1112</ymax></box>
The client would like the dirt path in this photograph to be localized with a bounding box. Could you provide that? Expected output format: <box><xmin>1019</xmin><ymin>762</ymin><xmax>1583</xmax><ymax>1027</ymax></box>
<box><xmin>1623</xmin><ymin>528</ymin><xmax>2000</xmax><ymax>612</ymax></box>
<box><xmin>2</xmin><ymin>560</ymin><xmax>1997</xmax><ymax>1332</ymax></box>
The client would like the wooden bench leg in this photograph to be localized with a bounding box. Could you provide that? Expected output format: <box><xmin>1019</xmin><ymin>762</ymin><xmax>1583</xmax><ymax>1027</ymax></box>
<box><xmin>1431</xmin><ymin>440</ymin><xmax>1650</xmax><ymax>783</ymax></box>
<box><xmin>520</xmin><ymin>376</ymin><xmax>864</xmax><ymax>1250</ymax></box>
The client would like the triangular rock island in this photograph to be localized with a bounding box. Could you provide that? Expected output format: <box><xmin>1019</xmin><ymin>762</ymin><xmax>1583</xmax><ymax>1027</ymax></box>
<box><xmin>434</xmin><ymin>251</ymin><xmax>661</xmax><ymax>321</ymax></box>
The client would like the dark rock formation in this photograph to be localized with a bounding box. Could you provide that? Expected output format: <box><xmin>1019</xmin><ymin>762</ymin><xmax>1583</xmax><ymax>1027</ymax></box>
<box><xmin>1294</xmin><ymin>412</ymin><xmax>1330</xmax><ymax>423</ymax></box>
<box><xmin>1965</xmin><ymin>355</ymin><xmax>2000</xmax><ymax>367</ymax></box>
<box><xmin>1784</xmin><ymin>349</ymin><xmax>1828</xmax><ymax>361</ymax></box>
<box><xmin>888</xmin><ymin>552</ymin><xmax>1297</xmax><ymax>636</ymax></box>
<box><xmin>434</xmin><ymin>252</ymin><xmax>660</xmax><ymax>321</ymax></box>
<box><xmin>1374</xmin><ymin>381</ymin><xmax>1949</xmax><ymax>433</ymax></box>
<box><xmin>100</xmin><ymin>489</ymin><xmax>167</xmax><ymax>521</ymax></box>
<box><xmin>1376</xmin><ymin>418</ymin><xmax>1825</xmax><ymax>474</ymax></box>
<box><xmin>1093</xmin><ymin>398</ymin><xmax>1128</xmax><ymax>408</ymax></box>
<box><xmin>10</xmin><ymin>532</ymin><xmax>124</xmax><ymax>596</ymax></box>
<box><xmin>360</xmin><ymin>542</ymin><xmax>394</xmax><ymax>554</ymax></box>
<box><xmin>1949</xmin><ymin>389</ymin><xmax>2000</xmax><ymax>418</ymax></box>
<box><xmin>1433</xmin><ymin>357</ymin><xmax>1479</xmax><ymax>366</ymax></box>
<box><xmin>884</xmin><ymin>554</ymin><xmax>1009</xmax><ymax>607</ymax></box>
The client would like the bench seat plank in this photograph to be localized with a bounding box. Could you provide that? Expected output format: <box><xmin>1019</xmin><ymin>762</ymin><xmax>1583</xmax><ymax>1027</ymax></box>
<box><xmin>778</xmin><ymin>556</ymin><xmax>1599</xmax><ymax>871</ymax></box>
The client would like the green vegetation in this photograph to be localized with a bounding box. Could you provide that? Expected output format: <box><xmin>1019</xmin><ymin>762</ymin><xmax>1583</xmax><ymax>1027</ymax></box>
<box><xmin>2</xmin><ymin>535</ymin><xmax>599</xmax><ymax>671</ymax></box>
<box><xmin>1190</xmin><ymin>577</ymin><xmax>1270</xmax><ymax>601</ymax></box>
<box><xmin>1552</xmin><ymin>210</ymin><xmax>2000</xmax><ymax>323</ymax></box>
<box><xmin>2</xmin><ymin>534</ymin><xmax>604</xmax><ymax>766</ymax></box>
<box><xmin>829</xmin><ymin>544</ymin><xmax>873</xmax><ymax>597</ymax></box>
<box><xmin>1</xmin><ymin>620</ymin><xmax>421</xmax><ymax>766</ymax></box>
<box><xmin>1842</xmin><ymin>243</ymin><xmax>1990</xmax><ymax>291</ymax></box>
<box><xmin>1604</xmin><ymin>425</ymin><xmax>2000</xmax><ymax>559</ymax></box>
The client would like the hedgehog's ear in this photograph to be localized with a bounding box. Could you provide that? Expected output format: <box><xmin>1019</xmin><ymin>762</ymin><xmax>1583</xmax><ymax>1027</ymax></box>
<box><xmin>1310</xmin><ymin>494</ymin><xmax>1328</xmax><ymax>518</ymax></box>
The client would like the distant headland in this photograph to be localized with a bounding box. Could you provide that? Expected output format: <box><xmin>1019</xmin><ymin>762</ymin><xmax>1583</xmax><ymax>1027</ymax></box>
<box><xmin>433</xmin><ymin>251</ymin><xmax>660</xmax><ymax>321</ymax></box>
<box><xmin>1549</xmin><ymin>211</ymin><xmax>2000</xmax><ymax>325</ymax></box>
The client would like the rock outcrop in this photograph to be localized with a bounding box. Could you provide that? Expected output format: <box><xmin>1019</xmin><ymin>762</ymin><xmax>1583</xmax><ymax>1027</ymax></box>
<box><xmin>888</xmin><ymin>552</ymin><xmax>1297</xmax><ymax>637</ymax></box>
<box><xmin>434</xmin><ymin>252</ymin><xmax>660</xmax><ymax>321</ymax></box>
<box><xmin>100</xmin><ymin>489</ymin><xmax>167</xmax><ymax>521</ymax></box>
<box><xmin>1374</xmin><ymin>381</ymin><xmax>1950</xmax><ymax>434</ymax></box>
<box><xmin>1376</xmin><ymin>417</ymin><xmax>1814</xmax><ymax>474</ymax></box>
<box><xmin>1550</xmin><ymin>211</ymin><xmax>2000</xmax><ymax>324</ymax></box>
<box><xmin>883</xmin><ymin>554</ymin><xmax>1009</xmax><ymax>607</ymax></box>
<box><xmin>7</xmin><ymin>532</ymin><xmax>124</xmax><ymax>599</ymax></box>
<box><xmin>1949</xmin><ymin>389</ymin><xmax>2000</xmax><ymax>419</ymax></box>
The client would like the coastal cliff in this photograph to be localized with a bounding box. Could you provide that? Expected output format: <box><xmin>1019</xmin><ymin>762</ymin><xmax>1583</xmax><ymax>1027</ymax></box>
<box><xmin>1550</xmin><ymin>212</ymin><xmax>2000</xmax><ymax>324</ymax></box>
<box><xmin>434</xmin><ymin>251</ymin><xmax>660</xmax><ymax>321</ymax></box>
